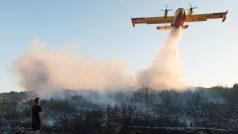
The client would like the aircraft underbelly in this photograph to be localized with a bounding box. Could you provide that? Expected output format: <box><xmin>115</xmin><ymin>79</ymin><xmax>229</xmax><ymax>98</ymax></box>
<box><xmin>174</xmin><ymin>10</ymin><xmax>186</xmax><ymax>28</ymax></box>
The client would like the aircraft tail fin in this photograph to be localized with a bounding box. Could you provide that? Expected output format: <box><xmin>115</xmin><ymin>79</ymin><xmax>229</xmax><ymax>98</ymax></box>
<box><xmin>156</xmin><ymin>25</ymin><xmax>189</xmax><ymax>30</ymax></box>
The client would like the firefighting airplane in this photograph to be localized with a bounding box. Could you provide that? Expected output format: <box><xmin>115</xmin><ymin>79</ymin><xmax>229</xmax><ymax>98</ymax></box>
<box><xmin>131</xmin><ymin>5</ymin><xmax>228</xmax><ymax>30</ymax></box>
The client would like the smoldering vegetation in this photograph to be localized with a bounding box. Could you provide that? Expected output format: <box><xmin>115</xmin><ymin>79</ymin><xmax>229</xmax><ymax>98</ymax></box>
<box><xmin>1</xmin><ymin>85</ymin><xmax>238</xmax><ymax>134</ymax></box>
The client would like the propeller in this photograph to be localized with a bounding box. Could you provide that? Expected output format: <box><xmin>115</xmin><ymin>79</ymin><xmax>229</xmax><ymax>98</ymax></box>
<box><xmin>186</xmin><ymin>3</ymin><xmax>198</xmax><ymax>15</ymax></box>
<box><xmin>189</xmin><ymin>3</ymin><xmax>198</xmax><ymax>10</ymax></box>
<box><xmin>161</xmin><ymin>5</ymin><xmax>172</xmax><ymax>18</ymax></box>
<box><xmin>160</xmin><ymin>5</ymin><xmax>173</xmax><ymax>12</ymax></box>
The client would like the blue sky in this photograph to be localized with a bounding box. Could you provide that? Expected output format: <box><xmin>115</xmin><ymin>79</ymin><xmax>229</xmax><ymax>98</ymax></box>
<box><xmin>0</xmin><ymin>0</ymin><xmax>237</xmax><ymax>92</ymax></box>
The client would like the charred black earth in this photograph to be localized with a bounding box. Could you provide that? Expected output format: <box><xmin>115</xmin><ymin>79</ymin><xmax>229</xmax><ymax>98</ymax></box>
<box><xmin>1</xmin><ymin>85</ymin><xmax>238</xmax><ymax>134</ymax></box>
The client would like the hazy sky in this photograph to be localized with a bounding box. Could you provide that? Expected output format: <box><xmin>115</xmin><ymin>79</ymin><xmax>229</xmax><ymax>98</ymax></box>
<box><xmin>0</xmin><ymin>0</ymin><xmax>237</xmax><ymax>92</ymax></box>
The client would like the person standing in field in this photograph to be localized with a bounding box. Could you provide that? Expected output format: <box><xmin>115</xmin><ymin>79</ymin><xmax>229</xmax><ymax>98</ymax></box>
<box><xmin>32</xmin><ymin>97</ymin><xmax>43</xmax><ymax>134</ymax></box>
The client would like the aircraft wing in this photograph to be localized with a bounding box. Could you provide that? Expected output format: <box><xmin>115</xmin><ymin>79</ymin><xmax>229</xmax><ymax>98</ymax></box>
<box><xmin>185</xmin><ymin>10</ymin><xmax>228</xmax><ymax>23</ymax></box>
<box><xmin>131</xmin><ymin>16</ymin><xmax>174</xmax><ymax>27</ymax></box>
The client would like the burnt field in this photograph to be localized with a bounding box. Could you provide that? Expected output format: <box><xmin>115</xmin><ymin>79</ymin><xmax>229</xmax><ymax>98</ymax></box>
<box><xmin>1</xmin><ymin>85</ymin><xmax>238</xmax><ymax>134</ymax></box>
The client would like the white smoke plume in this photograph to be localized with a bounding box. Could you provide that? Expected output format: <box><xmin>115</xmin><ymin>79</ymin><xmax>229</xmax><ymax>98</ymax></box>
<box><xmin>15</xmin><ymin>39</ymin><xmax>133</xmax><ymax>96</ymax></box>
<box><xmin>15</xmin><ymin>29</ymin><xmax>185</xmax><ymax>96</ymax></box>
<box><xmin>136</xmin><ymin>28</ymin><xmax>185</xmax><ymax>89</ymax></box>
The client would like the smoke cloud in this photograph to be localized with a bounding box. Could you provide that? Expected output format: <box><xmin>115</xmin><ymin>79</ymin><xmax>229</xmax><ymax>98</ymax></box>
<box><xmin>136</xmin><ymin>28</ymin><xmax>185</xmax><ymax>89</ymax></box>
<box><xmin>15</xmin><ymin>40</ymin><xmax>133</xmax><ymax>95</ymax></box>
<box><xmin>15</xmin><ymin>29</ymin><xmax>185</xmax><ymax>95</ymax></box>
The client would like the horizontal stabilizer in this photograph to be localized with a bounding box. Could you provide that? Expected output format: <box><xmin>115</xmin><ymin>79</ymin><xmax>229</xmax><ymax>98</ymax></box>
<box><xmin>156</xmin><ymin>25</ymin><xmax>173</xmax><ymax>30</ymax></box>
<box><xmin>157</xmin><ymin>25</ymin><xmax>189</xmax><ymax>30</ymax></box>
<box><xmin>182</xmin><ymin>25</ymin><xmax>189</xmax><ymax>29</ymax></box>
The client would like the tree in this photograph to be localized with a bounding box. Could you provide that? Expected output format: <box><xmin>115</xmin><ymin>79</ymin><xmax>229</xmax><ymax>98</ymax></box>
<box><xmin>233</xmin><ymin>83</ymin><xmax>238</xmax><ymax>89</ymax></box>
